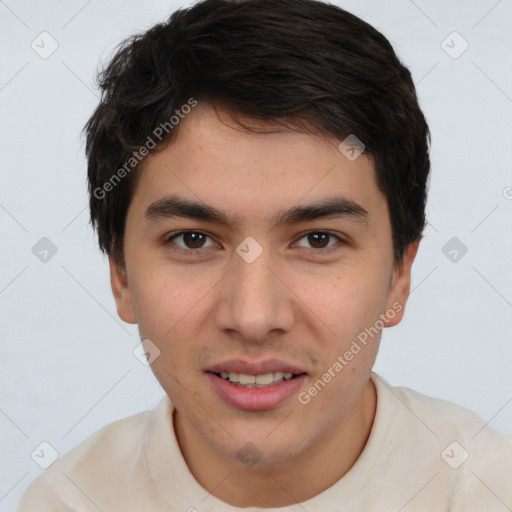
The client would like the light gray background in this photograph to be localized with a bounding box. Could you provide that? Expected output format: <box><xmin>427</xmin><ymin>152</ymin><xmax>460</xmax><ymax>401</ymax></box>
<box><xmin>1</xmin><ymin>0</ymin><xmax>511</xmax><ymax>509</ymax></box>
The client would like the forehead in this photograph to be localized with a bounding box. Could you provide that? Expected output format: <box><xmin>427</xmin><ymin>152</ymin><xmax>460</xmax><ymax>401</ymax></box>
<box><xmin>130</xmin><ymin>104</ymin><xmax>386</xmax><ymax>228</ymax></box>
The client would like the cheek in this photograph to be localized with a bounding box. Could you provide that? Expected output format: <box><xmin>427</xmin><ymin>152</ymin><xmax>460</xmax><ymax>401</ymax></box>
<box><xmin>130</xmin><ymin>271</ymin><xmax>208</xmax><ymax>396</ymax></box>
<box><xmin>131</xmin><ymin>262</ymin><xmax>210</xmax><ymax>333</ymax></box>
<box><xmin>130</xmin><ymin>265</ymin><xmax>223</xmax><ymax>377</ymax></box>
<box><xmin>297</xmin><ymin>265</ymin><xmax>391</xmax><ymax>339</ymax></box>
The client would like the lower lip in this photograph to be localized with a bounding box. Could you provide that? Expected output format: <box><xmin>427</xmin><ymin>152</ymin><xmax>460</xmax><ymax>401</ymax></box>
<box><xmin>207</xmin><ymin>372</ymin><xmax>307</xmax><ymax>411</ymax></box>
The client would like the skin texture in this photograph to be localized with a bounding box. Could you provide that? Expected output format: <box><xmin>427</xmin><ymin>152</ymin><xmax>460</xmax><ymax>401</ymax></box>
<box><xmin>109</xmin><ymin>103</ymin><xmax>418</xmax><ymax>507</ymax></box>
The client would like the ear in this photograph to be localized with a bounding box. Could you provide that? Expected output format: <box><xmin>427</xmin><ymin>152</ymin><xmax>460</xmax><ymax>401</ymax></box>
<box><xmin>383</xmin><ymin>240</ymin><xmax>420</xmax><ymax>327</ymax></box>
<box><xmin>109</xmin><ymin>255</ymin><xmax>137</xmax><ymax>324</ymax></box>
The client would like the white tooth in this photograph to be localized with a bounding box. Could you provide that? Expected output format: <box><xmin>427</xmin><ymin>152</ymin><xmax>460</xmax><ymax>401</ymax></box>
<box><xmin>283</xmin><ymin>372</ymin><xmax>293</xmax><ymax>380</ymax></box>
<box><xmin>229</xmin><ymin>372</ymin><xmax>239</xmax><ymax>383</ymax></box>
<box><xmin>238</xmin><ymin>373</ymin><xmax>256</xmax><ymax>385</ymax></box>
<box><xmin>220</xmin><ymin>371</ymin><xmax>229</xmax><ymax>379</ymax></box>
<box><xmin>255</xmin><ymin>373</ymin><xmax>274</xmax><ymax>385</ymax></box>
<box><xmin>273</xmin><ymin>371</ymin><xmax>284</xmax><ymax>382</ymax></box>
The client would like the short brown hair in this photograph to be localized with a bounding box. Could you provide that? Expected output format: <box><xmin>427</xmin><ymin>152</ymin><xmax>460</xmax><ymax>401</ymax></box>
<box><xmin>84</xmin><ymin>0</ymin><xmax>430</xmax><ymax>267</ymax></box>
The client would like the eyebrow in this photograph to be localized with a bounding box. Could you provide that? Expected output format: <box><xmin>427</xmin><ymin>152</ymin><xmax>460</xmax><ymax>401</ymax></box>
<box><xmin>144</xmin><ymin>194</ymin><xmax>368</xmax><ymax>228</ymax></box>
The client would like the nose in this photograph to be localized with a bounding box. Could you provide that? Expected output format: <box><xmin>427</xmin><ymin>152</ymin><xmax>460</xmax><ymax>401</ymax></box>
<box><xmin>214</xmin><ymin>247</ymin><xmax>295</xmax><ymax>345</ymax></box>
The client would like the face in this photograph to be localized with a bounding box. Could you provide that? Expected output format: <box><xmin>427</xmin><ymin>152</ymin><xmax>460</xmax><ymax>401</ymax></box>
<box><xmin>110</xmin><ymin>103</ymin><xmax>417</xmax><ymax>466</ymax></box>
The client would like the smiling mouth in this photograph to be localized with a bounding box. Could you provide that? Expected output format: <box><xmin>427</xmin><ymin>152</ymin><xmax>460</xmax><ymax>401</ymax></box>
<box><xmin>211</xmin><ymin>371</ymin><xmax>304</xmax><ymax>388</ymax></box>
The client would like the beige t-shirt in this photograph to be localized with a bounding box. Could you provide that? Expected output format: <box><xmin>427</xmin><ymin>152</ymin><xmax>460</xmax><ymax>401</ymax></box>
<box><xmin>18</xmin><ymin>372</ymin><xmax>512</xmax><ymax>511</ymax></box>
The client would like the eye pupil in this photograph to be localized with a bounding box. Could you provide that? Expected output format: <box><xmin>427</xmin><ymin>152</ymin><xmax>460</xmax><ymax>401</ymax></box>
<box><xmin>308</xmin><ymin>232</ymin><xmax>329</xmax><ymax>248</ymax></box>
<box><xmin>183</xmin><ymin>232</ymin><xmax>205</xmax><ymax>248</ymax></box>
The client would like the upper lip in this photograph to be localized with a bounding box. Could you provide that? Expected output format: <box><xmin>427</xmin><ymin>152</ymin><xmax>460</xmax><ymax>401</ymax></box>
<box><xmin>206</xmin><ymin>359</ymin><xmax>307</xmax><ymax>376</ymax></box>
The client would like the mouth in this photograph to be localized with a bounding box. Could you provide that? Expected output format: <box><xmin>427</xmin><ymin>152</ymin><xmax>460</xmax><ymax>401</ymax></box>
<box><xmin>211</xmin><ymin>370</ymin><xmax>303</xmax><ymax>388</ymax></box>
<box><xmin>205</xmin><ymin>359</ymin><xmax>308</xmax><ymax>411</ymax></box>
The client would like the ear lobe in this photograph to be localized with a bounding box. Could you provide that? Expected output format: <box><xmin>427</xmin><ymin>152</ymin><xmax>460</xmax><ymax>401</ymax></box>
<box><xmin>384</xmin><ymin>240</ymin><xmax>420</xmax><ymax>327</ymax></box>
<box><xmin>109</xmin><ymin>255</ymin><xmax>137</xmax><ymax>324</ymax></box>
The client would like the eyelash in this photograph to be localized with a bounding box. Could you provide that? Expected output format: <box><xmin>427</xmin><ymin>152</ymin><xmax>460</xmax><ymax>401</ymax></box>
<box><xmin>163</xmin><ymin>230</ymin><xmax>345</xmax><ymax>256</ymax></box>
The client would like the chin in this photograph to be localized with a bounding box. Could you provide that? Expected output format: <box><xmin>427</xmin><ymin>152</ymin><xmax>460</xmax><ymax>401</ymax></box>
<box><xmin>217</xmin><ymin>428</ymin><xmax>314</xmax><ymax>468</ymax></box>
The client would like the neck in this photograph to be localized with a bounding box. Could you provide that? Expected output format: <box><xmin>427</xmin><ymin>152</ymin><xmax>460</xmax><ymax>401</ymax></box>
<box><xmin>174</xmin><ymin>378</ymin><xmax>377</xmax><ymax>507</ymax></box>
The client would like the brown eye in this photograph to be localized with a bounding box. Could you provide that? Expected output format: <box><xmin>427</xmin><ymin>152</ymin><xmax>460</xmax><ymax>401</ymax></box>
<box><xmin>307</xmin><ymin>232</ymin><xmax>330</xmax><ymax>249</ymax></box>
<box><xmin>181</xmin><ymin>232</ymin><xmax>206</xmax><ymax>249</ymax></box>
<box><xmin>295</xmin><ymin>231</ymin><xmax>342</xmax><ymax>250</ymax></box>
<box><xmin>166</xmin><ymin>231</ymin><xmax>216</xmax><ymax>251</ymax></box>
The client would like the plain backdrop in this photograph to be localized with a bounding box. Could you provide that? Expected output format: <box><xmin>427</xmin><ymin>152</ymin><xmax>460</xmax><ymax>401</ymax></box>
<box><xmin>1</xmin><ymin>0</ymin><xmax>511</xmax><ymax>509</ymax></box>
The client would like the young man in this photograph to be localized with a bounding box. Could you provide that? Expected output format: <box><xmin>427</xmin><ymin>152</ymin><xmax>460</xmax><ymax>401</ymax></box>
<box><xmin>18</xmin><ymin>0</ymin><xmax>512</xmax><ymax>510</ymax></box>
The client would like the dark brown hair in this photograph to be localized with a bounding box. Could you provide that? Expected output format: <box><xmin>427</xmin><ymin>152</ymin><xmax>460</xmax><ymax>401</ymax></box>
<box><xmin>84</xmin><ymin>0</ymin><xmax>430</xmax><ymax>267</ymax></box>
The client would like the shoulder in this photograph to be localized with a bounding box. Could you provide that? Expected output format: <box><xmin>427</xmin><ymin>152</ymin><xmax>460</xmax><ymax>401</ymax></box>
<box><xmin>17</xmin><ymin>401</ymin><xmax>164</xmax><ymax>511</ymax></box>
<box><xmin>378</xmin><ymin>374</ymin><xmax>511</xmax><ymax>447</ymax></box>
<box><xmin>372</xmin><ymin>373</ymin><xmax>512</xmax><ymax>508</ymax></box>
